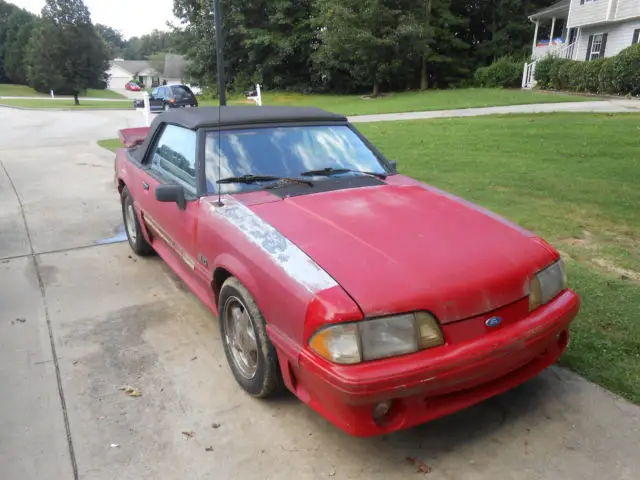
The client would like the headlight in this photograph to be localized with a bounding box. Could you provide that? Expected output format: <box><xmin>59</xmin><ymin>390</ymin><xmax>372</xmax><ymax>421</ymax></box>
<box><xmin>309</xmin><ymin>312</ymin><xmax>444</xmax><ymax>364</ymax></box>
<box><xmin>529</xmin><ymin>259</ymin><xmax>568</xmax><ymax>311</ymax></box>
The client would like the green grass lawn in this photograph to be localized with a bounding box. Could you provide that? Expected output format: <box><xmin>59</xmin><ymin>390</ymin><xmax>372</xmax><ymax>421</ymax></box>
<box><xmin>82</xmin><ymin>89</ymin><xmax>127</xmax><ymax>99</ymax></box>
<box><xmin>0</xmin><ymin>83</ymin><xmax>126</xmax><ymax>99</ymax></box>
<box><xmin>97</xmin><ymin>139</ymin><xmax>122</xmax><ymax>152</ymax></box>
<box><xmin>0</xmin><ymin>99</ymin><xmax>132</xmax><ymax>109</ymax></box>
<box><xmin>97</xmin><ymin>112</ymin><xmax>640</xmax><ymax>403</ymax></box>
<box><xmin>358</xmin><ymin>113</ymin><xmax>640</xmax><ymax>403</ymax></box>
<box><xmin>199</xmin><ymin>88</ymin><xmax>591</xmax><ymax>116</ymax></box>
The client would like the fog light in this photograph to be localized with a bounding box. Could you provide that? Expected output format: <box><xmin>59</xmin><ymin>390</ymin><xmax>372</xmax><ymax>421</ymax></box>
<box><xmin>372</xmin><ymin>400</ymin><xmax>393</xmax><ymax>420</ymax></box>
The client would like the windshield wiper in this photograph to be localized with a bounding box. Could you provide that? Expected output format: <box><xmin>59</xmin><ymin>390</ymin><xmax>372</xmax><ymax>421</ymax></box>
<box><xmin>299</xmin><ymin>167</ymin><xmax>387</xmax><ymax>179</ymax></box>
<box><xmin>217</xmin><ymin>174</ymin><xmax>313</xmax><ymax>187</ymax></box>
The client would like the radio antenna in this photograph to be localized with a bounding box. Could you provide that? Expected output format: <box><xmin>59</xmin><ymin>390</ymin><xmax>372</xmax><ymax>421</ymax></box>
<box><xmin>213</xmin><ymin>0</ymin><xmax>226</xmax><ymax>207</ymax></box>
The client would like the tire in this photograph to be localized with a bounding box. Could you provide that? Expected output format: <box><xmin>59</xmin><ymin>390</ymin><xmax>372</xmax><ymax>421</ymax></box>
<box><xmin>163</xmin><ymin>103</ymin><xmax>170</xmax><ymax>111</ymax></box>
<box><xmin>219</xmin><ymin>277</ymin><xmax>283</xmax><ymax>398</ymax></box>
<box><xmin>121</xmin><ymin>186</ymin><xmax>154</xmax><ymax>256</ymax></box>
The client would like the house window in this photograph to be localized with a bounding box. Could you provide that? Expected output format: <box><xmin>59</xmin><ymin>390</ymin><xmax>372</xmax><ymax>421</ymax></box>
<box><xmin>589</xmin><ymin>34</ymin><xmax>604</xmax><ymax>60</ymax></box>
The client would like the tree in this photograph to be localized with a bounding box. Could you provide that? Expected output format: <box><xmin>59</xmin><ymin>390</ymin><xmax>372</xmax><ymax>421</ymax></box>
<box><xmin>96</xmin><ymin>23</ymin><xmax>125</xmax><ymax>59</ymax></box>
<box><xmin>148</xmin><ymin>51</ymin><xmax>166</xmax><ymax>74</ymax></box>
<box><xmin>26</xmin><ymin>0</ymin><xmax>109</xmax><ymax>104</ymax></box>
<box><xmin>457</xmin><ymin>0</ymin><xmax>557</xmax><ymax>68</ymax></box>
<box><xmin>170</xmin><ymin>0</ymin><xmax>559</xmax><ymax>92</ymax></box>
<box><xmin>399</xmin><ymin>0</ymin><xmax>468</xmax><ymax>90</ymax></box>
<box><xmin>4</xmin><ymin>9</ymin><xmax>36</xmax><ymax>84</ymax></box>
<box><xmin>123</xmin><ymin>36</ymin><xmax>142</xmax><ymax>60</ymax></box>
<box><xmin>173</xmin><ymin>0</ymin><xmax>245</xmax><ymax>87</ymax></box>
<box><xmin>0</xmin><ymin>0</ymin><xmax>19</xmax><ymax>82</ymax></box>
<box><xmin>312</xmin><ymin>0</ymin><xmax>403</xmax><ymax>96</ymax></box>
<box><xmin>121</xmin><ymin>29</ymin><xmax>184</xmax><ymax>60</ymax></box>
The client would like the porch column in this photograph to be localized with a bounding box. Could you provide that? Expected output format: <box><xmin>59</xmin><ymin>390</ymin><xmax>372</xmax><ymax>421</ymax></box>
<box><xmin>532</xmin><ymin>20</ymin><xmax>540</xmax><ymax>51</ymax></box>
<box><xmin>550</xmin><ymin>16</ymin><xmax>556</xmax><ymax>43</ymax></box>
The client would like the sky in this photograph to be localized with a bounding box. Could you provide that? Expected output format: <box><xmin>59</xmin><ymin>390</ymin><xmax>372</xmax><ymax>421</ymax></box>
<box><xmin>12</xmin><ymin>0</ymin><xmax>179</xmax><ymax>39</ymax></box>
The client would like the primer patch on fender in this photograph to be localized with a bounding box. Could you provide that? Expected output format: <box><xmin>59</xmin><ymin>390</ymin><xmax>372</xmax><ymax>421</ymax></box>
<box><xmin>207</xmin><ymin>198</ymin><xmax>338</xmax><ymax>293</ymax></box>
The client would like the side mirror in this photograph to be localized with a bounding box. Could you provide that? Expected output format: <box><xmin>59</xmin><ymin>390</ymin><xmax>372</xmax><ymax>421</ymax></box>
<box><xmin>388</xmin><ymin>160</ymin><xmax>398</xmax><ymax>173</ymax></box>
<box><xmin>155</xmin><ymin>184</ymin><xmax>186</xmax><ymax>210</ymax></box>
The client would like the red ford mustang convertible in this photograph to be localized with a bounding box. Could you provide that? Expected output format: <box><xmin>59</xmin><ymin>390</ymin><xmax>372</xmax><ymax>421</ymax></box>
<box><xmin>114</xmin><ymin>107</ymin><xmax>580</xmax><ymax>437</ymax></box>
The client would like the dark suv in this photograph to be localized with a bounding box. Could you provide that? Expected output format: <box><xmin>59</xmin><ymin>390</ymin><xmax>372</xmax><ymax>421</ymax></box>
<box><xmin>149</xmin><ymin>84</ymin><xmax>198</xmax><ymax>111</ymax></box>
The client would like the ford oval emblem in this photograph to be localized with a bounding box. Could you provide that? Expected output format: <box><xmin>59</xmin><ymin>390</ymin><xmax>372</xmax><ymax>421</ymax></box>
<box><xmin>485</xmin><ymin>316</ymin><xmax>503</xmax><ymax>328</ymax></box>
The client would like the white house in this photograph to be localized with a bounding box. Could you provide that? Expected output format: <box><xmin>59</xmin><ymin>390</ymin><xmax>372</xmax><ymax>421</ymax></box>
<box><xmin>107</xmin><ymin>54</ymin><xmax>188</xmax><ymax>90</ymax></box>
<box><xmin>107</xmin><ymin>60</ymin><xmax>160</xmax><ymax>90</ymax></box>
<box><xmin>523</xmin><ymin>0</ymin><xmax>640</xmax><ymax>87</ymax></box>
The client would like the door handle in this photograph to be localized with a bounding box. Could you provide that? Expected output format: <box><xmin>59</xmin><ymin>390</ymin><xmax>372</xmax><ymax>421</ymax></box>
<box><xmin>142</xmin><ymin>182</ymin><xmax>149</xmax><ymax>190</ymax></box>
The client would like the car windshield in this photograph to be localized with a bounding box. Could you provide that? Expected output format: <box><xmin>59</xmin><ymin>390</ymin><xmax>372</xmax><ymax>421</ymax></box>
<box><xmin>204</xmin><ymin>125</ymin><xmax>387</xmax><ymax>194</ymax></box>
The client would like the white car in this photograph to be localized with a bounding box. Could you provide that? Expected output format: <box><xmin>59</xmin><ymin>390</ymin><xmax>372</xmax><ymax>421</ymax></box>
<box><xmin>186</xmin><ymin>83</ymin><xmax>202</xmax><ymax>96</ymax></box>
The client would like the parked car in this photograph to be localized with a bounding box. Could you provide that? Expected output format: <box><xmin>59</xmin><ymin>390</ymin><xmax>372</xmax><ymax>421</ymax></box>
<box><xmin>149</xmin><ymin>84</ymin><xmax>198</xmax><ymax>111</ymax></box>
<box><xmin>125</xmin><ymin>81</ymin><xmax>141</xmax><ymax>92</ymax></box>
<box><xmin>114</xmin><ymin>106</ymin><xmax>580</xmax><ymax>437</ymax></box>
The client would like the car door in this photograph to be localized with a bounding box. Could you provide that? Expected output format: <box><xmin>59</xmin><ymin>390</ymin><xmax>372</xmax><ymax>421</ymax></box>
<box><xmin>149</xmin><ymin>87</ymin><xmax>163</xmax><ymax>110</ymax></box>
<box><xmin>137</xmin><ymin>124</ymin><xmax>201</xmax><ymax>277</ymax></box>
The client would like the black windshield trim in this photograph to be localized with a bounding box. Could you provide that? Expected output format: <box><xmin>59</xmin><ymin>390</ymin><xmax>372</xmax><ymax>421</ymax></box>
<box><xmin>264</xmin><ymin>175</ymin><xmax>385</xmax><ymax>199</ymax></box>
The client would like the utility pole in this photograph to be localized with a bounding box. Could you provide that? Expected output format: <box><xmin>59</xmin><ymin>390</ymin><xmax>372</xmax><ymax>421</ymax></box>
<box><xmin>213</xmin><ymin>0</ymin><xmax>226</xmax><ymax>106</ymax></box>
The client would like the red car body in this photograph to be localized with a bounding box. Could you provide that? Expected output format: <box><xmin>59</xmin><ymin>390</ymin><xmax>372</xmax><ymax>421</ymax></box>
<box><xmin>114</xmin><ymin>107</ymin><xmax>579</xmax><ymax>437</ymax></box>
<box><xmin>125</xmin><ymin>81</ymin><xmax>142</xmax><ymax>92</ymax></box>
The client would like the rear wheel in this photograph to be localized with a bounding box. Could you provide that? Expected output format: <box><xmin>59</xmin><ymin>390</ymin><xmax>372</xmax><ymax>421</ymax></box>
<box><xmin>219</xmin><ymin>277</ymin><xmax>283</xmax><ymax>398</ymax></box>
<box><xmin>163</xmin><ymin>103</ymin><xmax>171</xmax><ymax>111</ymax></box>
<box><xmin>121</xmin><ymin>186</ymin><xmax>153</xmax><ymax>256</ymax></box>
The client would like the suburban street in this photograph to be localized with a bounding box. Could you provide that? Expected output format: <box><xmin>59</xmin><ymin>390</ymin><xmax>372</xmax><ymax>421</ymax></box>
<box><xmin>1</xmin><ymin>106</ymin><xmax>639</xmax><ymax>480</ymax></box>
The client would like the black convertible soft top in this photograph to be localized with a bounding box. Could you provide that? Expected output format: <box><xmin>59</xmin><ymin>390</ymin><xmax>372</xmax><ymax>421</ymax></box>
<box><xmin>154</xmin><ymin>106</ymin><xmax>347</xmax><ymax>130</ymax></box>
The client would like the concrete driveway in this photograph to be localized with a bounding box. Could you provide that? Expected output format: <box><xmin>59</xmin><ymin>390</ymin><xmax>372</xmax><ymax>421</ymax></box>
<box><xmin>109</xmin><ymin>88</ymin><xmax>145</xmax><ymax>100</ymax></box>
<box><xmin>1</xmin><ymin>107</ymin><xmax>639</xmax><ymax>480</ymax></box>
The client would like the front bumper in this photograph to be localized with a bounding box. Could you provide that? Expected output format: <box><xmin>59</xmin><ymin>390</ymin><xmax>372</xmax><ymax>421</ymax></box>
<box><xmin>294</xmin><ymin>289</ymin><xmax>580</xmax><ymax>437</ymax></box>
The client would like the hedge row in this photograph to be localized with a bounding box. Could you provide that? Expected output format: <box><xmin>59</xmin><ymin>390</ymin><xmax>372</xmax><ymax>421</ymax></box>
<box><xmin>535</xmin><ymin>44</ymin><xmax>640</xmax><ymax>96</ymax></box>
<box><xmin>474</xmin><ymin>57</ymin><xmax>523</xmax><ymax>88</ymax></box>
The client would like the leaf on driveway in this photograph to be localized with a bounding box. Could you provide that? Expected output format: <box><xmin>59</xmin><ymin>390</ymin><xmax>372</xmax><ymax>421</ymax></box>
<box><xmin>182</xmin><ymin>431</ymin><xmax>195</xmax><ymax>438</ymax></box>
<box><xmin>205</xmin><ymin>446</ymin><xmax>214</xmax><ymax>452</ymax></box>
<box><xmin>119</xmin><ymin>385</ymin><xmax>142</xmax><ymax>397</ymax></box>
<box><xmin>406</xmin><ymin>456</ymin><xmax>432</xmax><ymax>474</ymax></box>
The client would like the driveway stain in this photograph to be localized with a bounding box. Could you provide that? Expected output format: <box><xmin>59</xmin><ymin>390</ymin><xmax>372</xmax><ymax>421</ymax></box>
<box><xmin>95</xmin><ymin>224</ymin><xmax>127</xmax><ymax>245</ymax></box>
<box><xmin>61</xmin><ymin>301</ymin><xmax>177</xmax><ymax>468</ymax></box>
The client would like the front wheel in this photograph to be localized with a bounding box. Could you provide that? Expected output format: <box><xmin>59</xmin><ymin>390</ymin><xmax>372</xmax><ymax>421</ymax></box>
<box><xmin>121</xmin><ymin>186</ymin><xmax>154</xmax><ymax>256</ymax></box>
<box><xmin>219</xmin><ymin>277</ymin><xmax>283</xmax><ymax>398</ymax></box>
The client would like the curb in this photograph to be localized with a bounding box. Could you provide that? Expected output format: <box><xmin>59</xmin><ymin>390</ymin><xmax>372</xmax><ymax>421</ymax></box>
<box><xmin>0</xmin><ymin>104</ymin><xmax>135</xmax><ymax>112</ymax></box>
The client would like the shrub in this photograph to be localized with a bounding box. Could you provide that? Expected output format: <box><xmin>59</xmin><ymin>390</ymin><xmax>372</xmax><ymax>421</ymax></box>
<box><xmin>547</xmin><ymin>57</ymin><xmax>567</xmax><ymax>89</ymax></box>
<box><xmin>568</xmin><ymin>61</ymin><xmax>588</xmax><ymax>92</ymax></box>
<box><xmin>584</xmin><ymin>58</ymin><xmax>605</xmax><ymax>93</ymax></box>
<box><xmin>474</xmin><ymin>66</ymin><xmax>489</xmax><ymax>87</ymax></box>
<box><xmin>536</xmin><ymin>45</ymin><xmax>640</xmax><ymax>96</ymax></box>
<box><xmin>599</xmin><ymin>58</ymin><xmax>616</xmax><ymax>94</ymax></box>
<box><xmin>474</xmin><ymin>57</ymin><xmax>522</xmax><ymax>88</ymax></box>
<box><xmin>534</xmin><ymin>56</ymin><xmax>556</xmax><ymax>88</ymax></box>
<box><xmin>612</xmin><ymin>44</ymin><xmax>640</xmax><ymax>96</ymax></box>
<box><xmin>556</xmin><ymin>59</ymin><xmax>577</xmax><ymax>90</ymax></box>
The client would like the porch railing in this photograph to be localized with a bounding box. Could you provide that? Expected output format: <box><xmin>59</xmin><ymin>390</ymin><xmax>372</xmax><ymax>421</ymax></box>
<box><xmin>553</xmin><ymin>41</ymin><xmax>577</xmax><ymax>60</ymax></box>
<box><xmin>522</xmin><ymin>61</ymin><xmax>537</xmax><ymax>89</ymax></box>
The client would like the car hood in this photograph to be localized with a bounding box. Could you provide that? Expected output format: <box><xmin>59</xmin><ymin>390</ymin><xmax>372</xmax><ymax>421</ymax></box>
<box><xmin>249</xmin><ymin>179</ymin><xmax>557</xmax><ymax>323</ymax></box>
